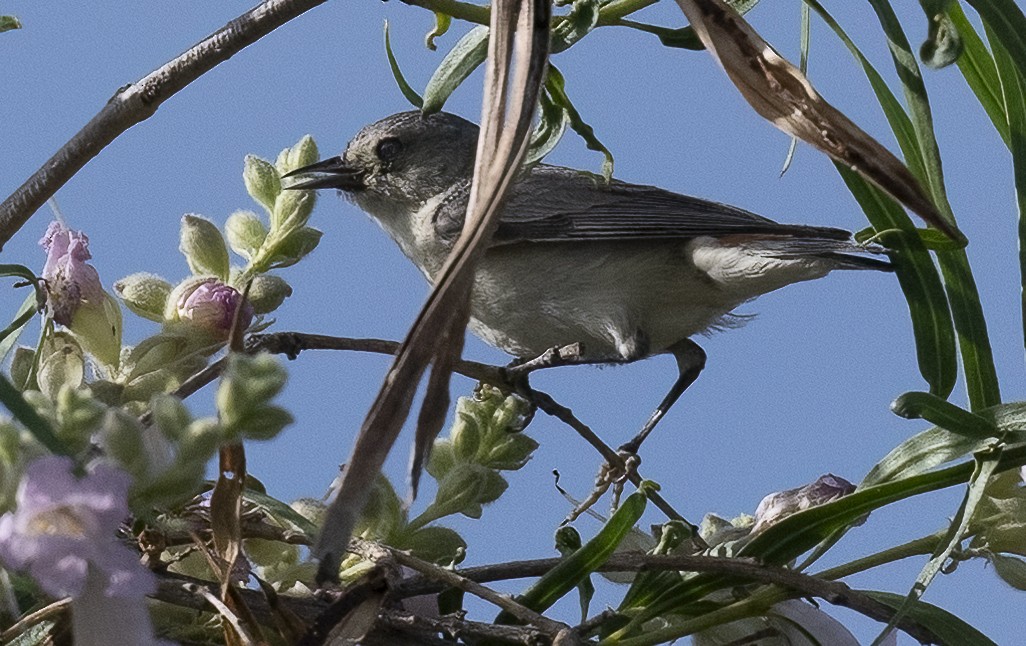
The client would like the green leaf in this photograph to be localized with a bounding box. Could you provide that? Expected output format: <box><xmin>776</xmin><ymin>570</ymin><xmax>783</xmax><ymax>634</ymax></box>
<box><xmin>610</xmin><ymin>0</ymin><xmax>760</xmax><ymax>51</ymax></box>
<box><xmin>384</xmin><ymin>21</ymin><xmax>424</xmax><ymax>109</ymax></box>
<box><xmin>0</xmin><ymin>15</ymin><xmax>21</xmax><ymax>33</ymax></box>
<box><xmin>863</xmin><ymin>590</ymin><xmax>997</xmax><ymax>645</ymax></box>
<box><xmin>948</xmin><ymin>3</ymin><xmax>1009</xmax><ymax>144</ymax></box>
<box><xmin>421</xmin><ymin>25</ymin><xmax>488</xmax><ymax>114</ymax></box>
<box><xmin>837</xmin><ymin>168</ymin><xmax>957</xmax><ymax>398</ymax></box>
<box><xmin>866</xmin><ymin>0</ymin><xmax>1001</xmax><ymax>410</ymax></box>
<box><xmin>864</xmin><ymin>402</ymin><xmax>1026</xmax><ymax>486</ymax></box>
<box><xmin>495</xmin><ymin>482</ymin><xmax>652</xmax><ymax>623</ymax></box>
<box><xmin>611</xmin><ymin>20</ymin><xmax>703</xmax><ymax>50</ymax></box>
<box><xmin>964</xmin><ymin>0</ymin><xmax>1026</xmax><ymax>85</ymax></box>
<box><xmin>890</xmin><ymin>391</ymin><xmax>998</xmax><ymax>438</ymax></box>
<box><xmin>398</xmin><ymin>525</ymin><xmax>467</xmax><ymax>565</ymax></box>
<box><xmin>526</xmin><ymin>89</ymin><xmax>569</xmax><ymax>166</ymax></box>
<box><xmin>621</xmin><ymin>443</ymin><xmax>1026</xmax><ymax>627</ymax></box>
<box><xmin>551</xmin><ymin>0</ymin><xmax>600</xmax><ymax>53</ymax></box>
<box><xmin>988</xmin><ymin>27</ymin><xmax>1026</xmax><ymax>365</ymax></box>
<box><xmin>555</xmin><ymin>526</ymin><xmax>593</xmax><ymax>622</ymax></box>
<box><xmin>871</xmin><ymin>447</ymin><xmax>1002</xmax><ymax>644</ymax></box>
<box><xmin>0</xmin><ymin>373</ymin><xmax>65</xmax><ymax>454</ymax></box>
<box><xmin>987</xmin><ymin>552</ymin><xmax>1026</xmax><ymax>590</ymax></box>
<box><xmin>0</xmin><ymin>292</ymin><xmax>39</xmax><ymax>362</ymax></box>
<box><xmin>242</xmin><ymin>487</ymin><xmax>319</xmax><ymax>540</ymax></box>
<box><xmin>425</xmin><ymin>12</ymin><xmax>452</xmax><ymax>50</ymax></box>
<box><xmin>546</xmin><ymin>65</ymin><xmax>614</xmax><ymax>181</ymax></box>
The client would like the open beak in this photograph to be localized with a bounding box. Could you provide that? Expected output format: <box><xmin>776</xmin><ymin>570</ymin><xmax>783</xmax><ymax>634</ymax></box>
<box><xmin>282</xmin><ymin>156</ymin><xmax>367</xmax><ymax>191</ymax></box>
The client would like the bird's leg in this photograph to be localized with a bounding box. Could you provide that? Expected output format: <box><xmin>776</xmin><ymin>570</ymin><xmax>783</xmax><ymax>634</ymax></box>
<box><xmin>618</xmin><ymin>338</ymin><xmax>707</xmax><ymax>455</ymax></box>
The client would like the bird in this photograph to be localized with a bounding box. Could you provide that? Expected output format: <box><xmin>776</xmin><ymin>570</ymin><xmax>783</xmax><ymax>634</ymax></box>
<box><xmin>284</xmin><ymin>110</ymin><xmax>891</xmax><ymax>452</ymax></box>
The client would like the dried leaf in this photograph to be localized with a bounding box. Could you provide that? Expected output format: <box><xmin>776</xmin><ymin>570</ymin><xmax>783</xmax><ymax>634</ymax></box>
<box><xmin>673</xmin><ymin>0</ymin><xmax>962</xmax><ymax>240</ymax></box>
<box><xmin>312</xmin><ymin>0</ymin><xmax>551</xmax><ymax>582</ymax></box>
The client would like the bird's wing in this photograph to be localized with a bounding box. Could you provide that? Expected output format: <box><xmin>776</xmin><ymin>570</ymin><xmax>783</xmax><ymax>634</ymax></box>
<box><xmin>432</xmin><ymin>165</ymin><xmax>852</xmax><ymax>245</ymax></box>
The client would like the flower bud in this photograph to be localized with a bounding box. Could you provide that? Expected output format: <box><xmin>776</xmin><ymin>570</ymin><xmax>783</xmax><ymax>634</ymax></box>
<box><xmin>752</xmin><ymin>474</ymin><xmax>855</xmax><ymax>534</ymax></box>
<box><xmin>243</xmin><ymin>155</ymin><xmax>281</xmax><ymax>213</ymax></box>
<box><xmin>114</xmin><ymin>272</ymin><xmax>171</xmax><ymax>322</ymax></box>
<box><xmin>37</xmin><ymin>332</ymin><xmax>84</xmax><ymax>402</ymax></box>
<box><xmin>275</xmin><ymin>135</ymin><xmax>319</xmax><ymax>176</ymax></box>
<box><xmin>225</xmin><ymin>210</ymin><xmax>268</xmax><ymax>261</ymax></box>
<box><xmin>248</xmin><ymin>275</ymin><xmax>293</xmax><ymax>314</ymax></box>
<box><xmin>180</xmin><ymin>215</ymin><xmax>229</xmax><ymax>280</ymax></box>
<box><xmin>171</xmin><ymin>278</ymin><xmax>253</xmax><ymax>338</ymax></box>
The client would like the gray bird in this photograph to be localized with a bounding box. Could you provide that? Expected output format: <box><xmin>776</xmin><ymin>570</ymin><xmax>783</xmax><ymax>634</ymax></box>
<box><xmin>286</xmin><ymin>110</ymin><xmax>890</xmax><ymax>450</ymax></box>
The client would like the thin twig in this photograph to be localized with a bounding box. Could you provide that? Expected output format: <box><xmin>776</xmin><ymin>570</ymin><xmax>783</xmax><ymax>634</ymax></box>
<box><xmin>182</xmin><ymin>582</ymin><xmax>257</xmax><ymax>646</ymax></box>
<box><xmin>389</xmin><ymin>549</ymin><xmax>568</xmax><ymax>636</ymax></box>
<box><xmin>380</xmin><ymin>609</ymin><xmax>552</xmax><ymax>645</ymax></box>
<box><xmin>0</xmin><ymin>0</ymin><xmax>330</xmax><ymax>248</ymax></box>
<box><xmin>156</xmin><ymin>330</ymin><xmax>699</xmax><ymax>529</ymax></box>
<box><xmin>395</xmin><ymin>553</ymin><xmax>940</xmax><ymax>643</ymax></box>
<box><xmin>0</xmin><ymin>598</ymin><xmax>70</xmax><ymax>642</ymax></box>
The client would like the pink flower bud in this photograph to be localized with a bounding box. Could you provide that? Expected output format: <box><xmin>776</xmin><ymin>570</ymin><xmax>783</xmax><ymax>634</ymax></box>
<box><xmin>175</xmin><ymin>278</ymin><xmax>253</xmax><ymax>337</ymax></box>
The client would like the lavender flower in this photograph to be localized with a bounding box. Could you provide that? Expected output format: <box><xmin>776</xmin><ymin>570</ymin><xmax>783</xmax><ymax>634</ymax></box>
<box><xmin>174</xmin><ymin>278</ymin><xmax>253</xmax><ymax>337</ymax></box>
<box><xmin>39</xmin><ymin>221</ymin><xmax>122</xmax><ymax>367</ymax></box>
<box><xmin>0</xmin><ymin>455</ymin><xmax>153</xmax><ymax>599</ymax></box>
<box><xmin>752</xmin><ymin>474</ymin><xmax>856</xmax><ymax>534</ymax></box>
<box><xmin>39</xmin><ymin>221</ymin><xmax>103</xmax><ymax>327</ymax></box>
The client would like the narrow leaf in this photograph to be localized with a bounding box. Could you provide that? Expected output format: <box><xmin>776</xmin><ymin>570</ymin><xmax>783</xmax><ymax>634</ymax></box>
<box><xmin>384</xmin><ymin>21</ymin><xmax>424</xmax><ymax>109</ymax></box>
<box><xmin>837</xmin><ymin>167</ymin><xmax>957</xmax><ymax>398</ymax></box>
<box><xmin>964</xmin><ymin>0</ymin><xmax>1026</xmax><ymax>84</ymax></box>
<box><xmin>0</xmin><ymin>374</ymin><xmax>65</xmax><ymax>454</ymax></box>
<box><xmin>421</xmin><ymin>25</ymin><xmax>489</xmax><ymax>114</ymax></box>
<box><xmin>864</xmin><ymin>401</ymin><xmax>1026</xmax><ymax>486</ymax></box>
<box><xmin>890</xmin><ymin>391</ymin><xmax>999</xmax><ymax>439</ymax></box>
<box><xmin>625</xmin><ymin>442</ymin><xmax>1026</xmax><ymax>625</ymax></box>
<box><xmin>988</xmin><ymin>28</ymin><xmax>1026</xmax><ymax>364</ymax></box>
<box><xmin>867</xmin><ymin>0</ymin><xmax>1001</xmax><ymax>410</ymax></box>
<box><xmin>949</xmin><ymin>3</ymin><xmax>1009</xmax><ymax>144</ymax></box>
<box><xmin>862</xmin><ymin>590</ymin><xmax>997</xmax><ymax>646</ymax></box>
<box><xmin>546</xmin><ymin>65</ymin><xmax>614</xmax><ymax>180</ymax></box>
<box><xmin>426</xmin><ymin>12</ymin><xmax>452</xmax><ymax>50</ymax></box>
<box><xmin>871</xmin><ymin>448</ymin><xmax>1002</xmax><ymax>644</ymax></box>
<box><xmin>497</xmin><ymin>484</ymin><xmax>650</xmax><ymax>622</ymax></box>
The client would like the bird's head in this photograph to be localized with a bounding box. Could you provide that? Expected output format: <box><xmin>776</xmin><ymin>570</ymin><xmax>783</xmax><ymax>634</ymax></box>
<box><xmin>284</xmin><ymin>111</ymin><xmax>479</xmax><ymax>218</ymax></box>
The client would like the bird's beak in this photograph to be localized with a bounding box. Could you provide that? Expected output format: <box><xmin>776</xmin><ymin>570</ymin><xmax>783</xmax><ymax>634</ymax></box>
<box><xmin>282</xmin><ymin>156</ymin><xmax>367</xmax><ymax>191</ymax></box>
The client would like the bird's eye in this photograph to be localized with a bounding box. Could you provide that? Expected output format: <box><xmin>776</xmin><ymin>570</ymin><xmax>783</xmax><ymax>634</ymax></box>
<box><xmin>376</xmin><ymin>137</ymin><xmax>403</xmax><ymax>162</ymax></box>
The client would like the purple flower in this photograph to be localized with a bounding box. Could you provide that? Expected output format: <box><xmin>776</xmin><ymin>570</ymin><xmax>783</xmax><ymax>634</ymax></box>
<box><xmin>752</xmin><ymin>474</ymin><xmax>856</xmax><ymax>533</ymax></box>
<box><xmin>0</xmin><ymin>455</ymin><xmax>153</xmax><ymax>599</ymax></box>
<box><xmin>175</xmin><ymin>278</ymin><xmax>254</xmax><ymax>337</ymax></box>
<box><xmin>39</xmin><ymin>221</ymin><xmax>103</xmax><ymax>327</ymax></box>
<box><xmin>39</xmin><ymin>221</ymin><xmax>123</xmax><ymax>367</ymax></box>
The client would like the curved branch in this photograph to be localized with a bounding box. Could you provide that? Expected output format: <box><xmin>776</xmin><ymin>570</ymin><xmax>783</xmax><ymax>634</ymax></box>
<box><xmin>0</xmin><ymin>0</ymin><xmax>329</xmax><ymax>249</ymax></box>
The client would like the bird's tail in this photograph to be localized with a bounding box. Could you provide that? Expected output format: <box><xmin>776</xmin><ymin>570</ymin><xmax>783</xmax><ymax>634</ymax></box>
<box><xmin>753</xmin><ymin>237</ymin><xmax>894</xmax><ymax>272</ymax></box>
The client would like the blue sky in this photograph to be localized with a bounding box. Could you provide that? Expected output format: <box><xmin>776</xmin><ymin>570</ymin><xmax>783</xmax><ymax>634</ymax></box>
<box><xmin>2</xmin><ymin>1</ymin><xmax>1023</xmax><ymax>643</ymax></box>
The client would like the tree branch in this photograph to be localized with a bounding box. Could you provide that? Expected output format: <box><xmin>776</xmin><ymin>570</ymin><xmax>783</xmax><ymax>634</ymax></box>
<box><xmin>0</xmin><ymin>0</ymin><xmax>330</xmax><ymax>249</ymax></box>
<box><xmin>159</xmin><ymin>330</ymin><xmax>697</xmax><ymax>530</ymax></box>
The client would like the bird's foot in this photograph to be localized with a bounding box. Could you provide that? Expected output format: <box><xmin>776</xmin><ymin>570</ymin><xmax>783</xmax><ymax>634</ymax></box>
<box><xmin>563</xmin><ymin>450</ymin><xmax>640</xmax><ymax>524</ymax></box>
